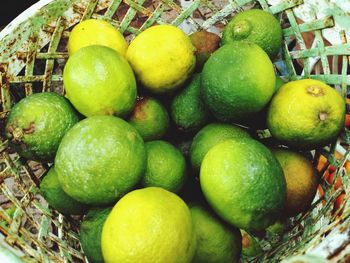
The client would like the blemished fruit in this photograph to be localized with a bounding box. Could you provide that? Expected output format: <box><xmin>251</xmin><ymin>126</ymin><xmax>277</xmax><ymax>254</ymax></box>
<box><xmin>221</xmin><ymin>9</ymin><xmax>282</xmax><ymax>58</ymax></box>
<box><xmin>190</xmin><ymin>123</ymin><xmax>250</xmax><ymax>171</ymax></box>
<box><xmin>101</xmin><ymin>187</ymin><xmax>196</xmax><ymax>263</ymax></box>
<box><xmin>241</xmin><ymin>230</ymin><xmax>263</xmax><ymax>257</ymax></box>
<box><xmin>272</xmin><ymin>148</ymin><xmax>319</xmax><ymax>216</ymax></box>
<box><xmin>142</xmin><ymin>141</ymin><xmax>187</xmax><ymax>193</ymax></box>
<box><xmin>200</xmin><ymin>138</ymin><xmax>286</xmax><ymax>231</ymax></box>
<box><xmin>267</xmin><ymin>79</ymin><xmax>345</xmax><ymax>149</ymax></box>
<box><xmin>126</xmin><ymin>25</ymin><xmax>196</xmax><ymax>93</ymax></box>
<box><xmin>63</xmin><ymin>45</ymin><xmax>136</xmax><ymax>117</ymax></box>
<box><xmin>55</xmin><ymin>116</ymin><xmax>146</xmax><ymax>205</ymax></box>
<box><xmin>201</xmin><ymin>41</ymin><xmax>276</xmax><ymax>122</ymax></box>
<box><xmin>190</xmin><ymin>31</ymin><xmax>221</xmax><ymax>71</ymax></box>
<box><xmin>80</xmin><ymin>207</ymin><xmax>112</xmax><ymax>263</ymax></box>
<box><xmin>171</xmin><ymin>74</ymin><xmax>211</xmax><ymax>132</ymax></box>
<box><xmin>5</xmin><ymin>92</ymin><xmax>79</xmax><ymax>162</ymax></box>
<box><xmin>190</xmin><ymin>204</ymin><xmax>242</xmax><ymax>263</ymax></box>
<box><xmin>67</xmin><ymin>19</ymin><xmax>128</xmax><ymax>56</ymax></box>
<box><xmin>40</xmin><ymin>167</ymin><xmax>88</xmax><ymax>215</ymax></box>
<box><xmin>128</xmin><ymin>96</ymin><xmax>170</xmax><ymax>141</ymax></box>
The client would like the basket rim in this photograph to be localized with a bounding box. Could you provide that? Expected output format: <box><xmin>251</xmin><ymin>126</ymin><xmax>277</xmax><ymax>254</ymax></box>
<box><xmin>0</xmin><ymin>0</ymin><xmax>56</xmax><ymax>41</ymax></box>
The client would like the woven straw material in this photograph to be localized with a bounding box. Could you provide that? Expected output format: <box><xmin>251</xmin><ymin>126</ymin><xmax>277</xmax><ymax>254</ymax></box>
<box><xmin>0</xmin><ymin>0</ymin><xmax>349</xmax><ymax>262</ymax></box>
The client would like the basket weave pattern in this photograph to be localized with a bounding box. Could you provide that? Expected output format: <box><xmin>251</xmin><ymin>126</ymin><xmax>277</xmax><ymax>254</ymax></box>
<box><xmin>0</xmin><ymin>0</ymin><xmax>349</xmax><ymax>262</ymax></box>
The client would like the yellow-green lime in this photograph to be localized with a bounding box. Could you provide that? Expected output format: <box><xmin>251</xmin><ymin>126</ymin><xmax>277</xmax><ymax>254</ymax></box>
<box><xmin>200</xmin><ymin>138</ymin><xmax>286</xmax><ymax>231</ymax></box>
<box><xmin>101</xmin><ymin>187</ymin><xmax>196</xmax><ymax>263</ymax></box>
<box><xmin>67</xmin><ymin>19</ymin><xmax>127</xmax><ymax>56</ymax></box>
<box><xmin>128</xmin><ymin>96</ymin><xmax>169</xmax><ymax>141</ymax></box>
<box><xmin>80</xmin><ymin>207</ymin><xmax>112</xmax><ymax>263</ymax></box>
<box><xmin>190</xmin><ymin>123</ymin><xmax>250</xmax><ymax>171</ymax></box>
<box><xmin>126</xmin><ymin>25</ymin><xmax>196</xmax><ymax>93</ymax></box>
<box><xmin>142</xmin><ymin>141</ymin><xmax>187</xmax><ymax>193</ymax></box>
<box><xmin>55</xmin><ymin>116</ymin><xmax>146</xmax><ymax>206</ymax></box>
<box><xmin>63</xmin><ymin>45</ymin><xmax>136</xmax><ymax>117</ymax></box>
<box><xmin>221</xmin><ymin>9</ymin><xmax>282</xmax><ymax>58</ymax></box>
<box><xmin>40</xmin><ymin>166</ymin><xmax>88</xmax><ymax>215</ymax></box>
<box><xmin>272</xmin><ymin>148</ymin><xmax>319</xmax><ymax>216</ymax></box>
<box><xmin>267</xmin><ymin>79</ymin><xmax>345</xmax><ymax>149</ymax></box>
<box><xmin>190</xmin><ymin>204</ymin><xmax>242</xmax><ymax>263</ymax></box>
<box><xmin>201</xmin><ymin>41</ymin><xmax>276</xmax><ymax>122</ymax></box>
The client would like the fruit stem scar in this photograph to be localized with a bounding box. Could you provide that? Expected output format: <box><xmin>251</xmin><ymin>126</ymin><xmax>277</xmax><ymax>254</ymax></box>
<box><xmin>233</xmin><ymin>20</ymin><xmax>251</xmax><ymax>39</ymax></box>
<box><xmin>307</xmin><ymin>86</ymin><xmax>324</xmax><ymax>96</ymax></box>
<box><xmin>319</xmin><ymin>111</ymin><xmax>328</xmax><ymax>121</ymax></box>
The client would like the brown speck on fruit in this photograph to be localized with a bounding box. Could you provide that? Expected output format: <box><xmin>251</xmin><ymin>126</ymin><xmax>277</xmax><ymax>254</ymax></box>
<box><xmin>242</xmin><ymin>233</ymin><xmax>250</xmax><ymax>248</ymax></box>
<box><xmin>132</xmin><ymin>97</ymin><xmax>148</xmax><ymax>120</ymax></box>
<box><xmin>23</xmin><ymin>122</ymin><xmax>35</xmax><ymax>134</ymax></box>
<box><xmin>307</xmin><ymin>86</ymin><xmax>325</xmax><ymax>96</ymax></box>
<box><xmin>319</xmin><ymin>111</ymin><xmax>328</xmax><ymax>121</ymax></box>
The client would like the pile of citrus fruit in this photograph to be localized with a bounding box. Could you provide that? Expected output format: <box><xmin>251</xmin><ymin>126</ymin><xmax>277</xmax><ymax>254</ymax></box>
<box><xmin>4</xmin><ymin>8</ymin><xmax>347</xmax><ymax>263</ymax></box>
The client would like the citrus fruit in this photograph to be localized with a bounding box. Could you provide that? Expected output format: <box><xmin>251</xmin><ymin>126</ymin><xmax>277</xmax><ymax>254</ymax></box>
<box><xmin>272</xmin><ymin>148</ymin><xmax>319</xmax><ymax>216</ymax></box>
<box><xmin>190</xmin><ymin>31</ymin><xmax>220</xmax><ymax>71</ymax></box>
<box><xmin>40</xmin><ymin>167</ymin><xmax>88</xmax><ymax>215</ymax></box>
<box><xmin>67</xmin><ymin>19</ymin><xmax>127</xmax><ymax>56</ymax></box>
<box><xmin>5</xmin><ymin>92</ymin><xmax>79</xmax><ymax>162</ymax></box>
<box><xmin>128</xmin><ymin>96</ymin><xmax>169</xmax><ymax>141</ymax></box>
<box><xmin>201</xmin><ymin>41</ymin><xmax>276</xmax><ymax>122</ymax></box>
<box><xmin>55</xmin><ymin>116</ymin><xmax>146</xmax><ymax>205</ymax></box>
<box><xmin>241</xmin><ymin>230</ymin><xmax>263</xmax><ymax>257</ymax></box>
<box><xmin>126</xmin><ymin>25</ymin><xmax>196</xmax><ymax>93</ymax></box>
<box><xmin>200</xmin><ymin>138</ymin><xmax>286</xmax><ymax>231</ymax></box>
<box><xmin>142</xmin><ymin>141</ymin><xmax>187</xmax><ymax>193</ymax></box>
<box><xmin>101</xmin><ymin>187</ymin><xmax>196</xmax><ymax>263</ymax></box>
<box><xmin>190</xmin><ymin>123</ymin><xmax>250</xmax><ymax>171</ymax></box>
<box><xmin>221</xmin><ymin>9</ymin><xmax>282</xmax><ymax>58</ymax></box>
<box><xmin>80</xmin><ymin>207</ymin><xmax>112</xmax><ymax>263</ymax></box>
<box><xmin>171</xmin><ymin>74</ymin><xmax>211</xmax><ymax>132</ymax></box>
<box><xmin>190</xmin><ymin>204</ymin><xmax>242</xmax><ymax>263</ymax></box>
<box><xmin>63</xmin><ymin>45</ymin><xmax>136</xmax><ymax>117</ymax></box>
<box><xmin>267</xmin><ymin>79</ymin><xmax>345</xmax><ymax>149</ymax></box>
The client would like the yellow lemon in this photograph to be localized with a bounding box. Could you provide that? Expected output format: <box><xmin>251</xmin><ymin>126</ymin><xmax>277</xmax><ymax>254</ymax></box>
<box><xmin>126</xmin><ymin>25</ymin><xmax>196</xmax><ymax>93</ymax></box>
<box><xmin>101</xmin><ymin>187</ymin><xmax>196</xmax><ymax>263</ymax></box>
<box><xmin>67</xmin><ymin>19</ymin><xmax>127</xmax><ymax>56</ymax></box>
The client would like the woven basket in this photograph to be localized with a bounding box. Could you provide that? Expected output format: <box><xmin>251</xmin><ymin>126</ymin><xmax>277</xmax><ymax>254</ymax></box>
<box><xmin>0</xmin><ymin>0</ymin><xmax>349</xmax><ymax>262</ymax></box>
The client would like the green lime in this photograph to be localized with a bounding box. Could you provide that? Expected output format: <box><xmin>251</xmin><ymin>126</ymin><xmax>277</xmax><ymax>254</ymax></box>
<box><xmin>128</xmin><ymin>96</ymin><xmax>169</xmax><ymax>141</ymax></box>
<box><xmin>200</xmin><ymin>138</ymin><xmax>286</xmax><ymax>231</ymax></box>
<box><xmin>142</xmin><ymin>141</ymin><xmax>187</xmax><ymax>193</ymax></box>
<box><xmin>40</xmin><ymin>167</ymin><xmax>88</xmax><ymax>215</ymax></box>
<box><xmin>63</xmin><ymin>45</ymin><xmax>136</xmax><ymax>117</ymax></box>
<box><xmin>171</xmin><ymin>74</ymin><xmax>211</xmax><ymax>132</ymax></box>
<box><xmin>5</xmin><ymin>92</ymin><xmax>79</xmax><ymax>162</ymax></box>
<box><xmin>221</xmin><ymin>9</ymin><xmax>282</xmax><ymax>58</ymax></box>
<box><xmin>190</xmin><ymin>123</ymin><xmax>250</xmax><ymax>171</ymax></box>
<box><xmin>55</xmin><ymin>116</ymin><xmax>146</xmax><ymax>205</ymax></box>
<box><xmin>126</xmin><ymin>25</ymin><xmax>196</xmax><ymax>93</ymax></box>
<box><xmin>272</xmin><ymin>148</ymin><xmax>319</xmax><ymax>216</ymax></box>
<box><xmin>201</xmin><ymin>41</ymin><xmax>275</xmax><ymax>122</ymax></box>
<box><xmin>267</xmin><ymin>79</ymin><xmax>345</xmax><ymax>149</ymax></box>
<box><xmin>101</xmin><ymin>187</ymin><xmax>196</xmax><ymax>263</ymax></box>
<box><xmin>190</xmin><ymin>204</ymin><xmax>242</xmax><ymax>263</ymax></box>
<box><xmin>80</xmin><ymin>207</ymin><xmax>112</xmax><ymax>263</ymax></box>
